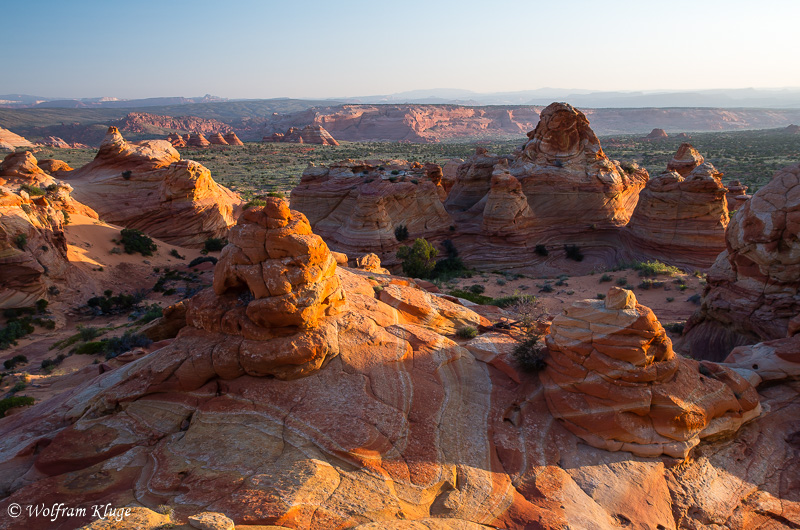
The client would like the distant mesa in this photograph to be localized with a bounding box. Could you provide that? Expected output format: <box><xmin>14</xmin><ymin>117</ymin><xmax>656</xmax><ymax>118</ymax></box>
<box><xmin>0</xmin><ymin>126</ymin><xmax>34</xmax><ymax>150</ymax></box>
<box><xmin>676</xmin><ymin>132</ymin><xmax>691</xmax><ymax>138</ymax></box>
<box><xmin>264</xmin><ymin>124</ymin><xmax>339</xmax><ymax>146</ymax></box>
<box><xmin>785</xmin><ymin>124</ymin><xmax>800</xmax><ymax>134</ymax></box>
<box><xmin>116</xmin><ymin>112</ymin><xmax>232</xmax><ymax>136</ymax></box>
<box><xmin>37</xmin><ymin>136</ymin><xmax>71</xmax><ymax>148</ymax></box>
<box><xmin>643</xmin><ymin>128</ymin><xmax>668</xmax><ymax>140</ymax></box>
<box><xmin>64</xmin><ymin>126</ymin><xmax>241</xmax><ymax>247</ymax></box>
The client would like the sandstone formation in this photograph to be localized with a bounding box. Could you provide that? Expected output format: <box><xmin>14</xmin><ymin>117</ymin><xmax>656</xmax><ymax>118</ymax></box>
<box><xmin>185</xmin><ymin>132</ymin><xmax>211</xmax><ymax>148</ymax></box>
<box><xmin>0</xmin><ymin>126</ymin><xmax>34</xmax><ymax>149</ymax></box>
<box><xmin>208</xmin><ymin>132</ymin><xmax>229</xmax><ymax>146</ymax></box>
<box><xmin>265</xmin><ymin>125</ymin><xmax>339</xmax><ymax>146</ymax></box>
<box><xmin>0</xmin><ymin>151</ymin><xmax>56</xmax><ymax>188</ymax></box>
<box><xmin>65</xmin><ymin>127</ymin><xmax>241</xmax><ymax>247</ymax></box>
<box><xmin>0</xmin><ymin>204</ymin><xmax>799</xmax><ymax>528</ymax></box>
<box><xmin>644</xmin><ymin>128</ymin><xmax>668</xmax><ymax>139</ymax></box>
<box><xmin>223</xmin><ymin>132</ymin><xmax>244</xmax><ymax>146</ymax></box>
<box><xmin>37</xmin><ymin>136</ymin><xmax>72</xmax><ymax>148</ymax></box>
<box><xmin>725</xmin><ymin>179</ymin><xmax>750</xmax><ymax>210</ymax></box>
<box><xmin>785</xmin><ymin>124</ymin><xmax>800</xmax><ymax>134</ymax></box>
<box><xmin>167</xmin><ymin>132</ymin><xmax>186</xmax><ymax>147</ymax></box>
<box><xmin>683</xmin><ymin>162</ymin><xmax>800</xmax><ymax>360</ymax></box>
<box><xmin>353</xmin><ymin>252</ymin><xmax>390</xmax><ymax>275</ymax></box>
<box><xmin>115</xmin><ymin>112</ymin><xmax>232</xmax><ymax>136</ymax></box>
<box><xmin>666</xmin><ymin>143</ymin><xmax>704</xmax><ymax>176</ymax></box>
<box><xmin>542</xmin><ymin>287</ymin><xmax>760</xmax><ymax>458</ymax></box>
<box><xmin>626</xmin><ymin>163</ymin><xmax>729</xmax><ymax>268</ymax></box>
<box><xmin>290</xmin><ymin>159</ymin><xmax>452</xmax><ymax>261</ymax></box>
<box><xmin>37</xmin><ymin>158</ymin><xmax>73</xmax><ymax>175</ymax></box>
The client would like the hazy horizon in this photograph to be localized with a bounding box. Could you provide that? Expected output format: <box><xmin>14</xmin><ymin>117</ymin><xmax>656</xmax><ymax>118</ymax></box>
<box><xmin>5</xmin><ymin>0</ymin><xmax>800</xmax><ymax>100</ymax></box>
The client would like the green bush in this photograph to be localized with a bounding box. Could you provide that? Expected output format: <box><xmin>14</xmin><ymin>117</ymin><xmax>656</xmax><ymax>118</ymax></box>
<box><xmin>169</xmin><ymin>249</ymin><xmax>185</xmax><ymax>260</ymax></box>
<box><xmin>3</xmin><ymin>355</ymin><xmax>28</xmax><ymax>370</ymax></box>
<box><xmin>491</xmin><ymin>294</ymin><xmax>536</xmax><ymax>308</ymax></box>
<box><xmin>189</xmin><ymin>256</ymin><xmax>218</xmax><ymax>268</ymax></box>
<box><xmin>14</xmin><ymin>233</ymin><xmax>27</xmax><ymax>250</ymax></box>
<box><xmin>448</xmin><ymin>289</ymin><xmax>493</xmax><ymax>305</ymax></box>
<box><xmin>267</xmin><ymin>191</ymin><xmax>285</xmax><ymax>198</ymax></box>
<box><xmin>120</xmin><ymin>228</ymin><xmax>157</xmax><ymax>256</ymax></box>
<box><xmin>137</xmin><ymin>304</ymin><xmax>163</xmax><ymax>324</ymax></box>
<box><xmin>456</xmin><ymin>326</ymin><xmax>478</xmax><ymax>339</ymax></box>
<box><xmin>615</xmin><ymin>277</ymin><xmax>628</xmax><ymax>286</ymax></box>
<box><xmin>203</xmin><ymin>237</ymin><xmax>227</xmax><ymax>252</ymax></box>
<box><xmin>512</xmin><ymin>335</ymin><xmax>547</xmax><ymax>372</ymax></box>
<box><xmin>564</xmin><ymin>245</ymin><xmax>584</xmax><ymax>262</ymax></box>
<box><xmin>243</xmin><ymin>198</ymin><xmax>267</xmax><ymax>210</ymax></box>
<box><xmin>469</xmin><ymin>284</ymin><xmax>485</xmax><ymax>294</ymax></box>
<box><xmin>0</xmin><ymin>396</ymin><xmax>35</xmax><ymax>417</ymax></box>
<box><xmin>397</xmin><ymin>238</ymin><xmax>438</xmax><ymax>279</ymax></box>
<box><xmin>20</xmin><ymin>184</ymin><xmax>44</xmax><ymax>196</ymax></box>
<box><xmin>394</xmin><ymin>224</ymin><xmax>409</xmax><ymax>242</ymax></box>
<box><xmin>599</xmin><ymin>274</ymin><xmax>613</xmax><ymax>283</ymax></box>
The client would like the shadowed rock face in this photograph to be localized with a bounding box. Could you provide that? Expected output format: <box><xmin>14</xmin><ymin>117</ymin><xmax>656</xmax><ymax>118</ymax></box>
<box><xmin>0</xmin><ymin>210</ymin><xmax>798</xmax><ymax>528</ymax></box>
<box><xmin>542</xmin><ymin>287</ymin><xmax>760</xmax><ymax>459</ymax></box>
<box><xmin>626</xmin><ymin>163</ymin><xmax>729</xmax><ymax>268</ymax></box>
<box><xmin>65</xmin><ymin>127</ymin><xmax>241</xmax><ymax>247</ymax></box>
<box><xmin>683</xmin><ymin>162</ymin><xmax>800</xmax><ymax>360</ymax></box>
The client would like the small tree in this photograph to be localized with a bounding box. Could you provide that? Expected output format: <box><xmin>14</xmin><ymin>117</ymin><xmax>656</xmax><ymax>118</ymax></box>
<box><xmin>394</xmin><ymin>224</ymin><xmax>409</xmax><ymax>242</ymax></box>
<box><xmin>396</xmin><ymin>238</ymin><xmax>438</xmax><ymax>279</ymax></box>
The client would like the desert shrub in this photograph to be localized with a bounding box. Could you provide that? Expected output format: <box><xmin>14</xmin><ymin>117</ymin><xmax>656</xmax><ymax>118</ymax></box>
<box><xmin>373</xmin><ymin>285</ymin><xmax>383</xmax><ymax>294</ymax></box>
<box><xmin>20</xmin><ymin>184</ymin><xmax>44</xmax><ymax>196</ymax></box>
<box><xmin>512</xmin><ymin>335</ymin><xmax>548</xmax><ymax>372</ymax></box>
<box><xmin>136</xmin><ymin>304</ymin><xmax>163</xmax><ymax>324</ymax></box>
<box><xmin>397</xmin><ymin>238</ymin><xmax>438</xmax><ymax>279</ymax></box>
<box><xmin>492</xmin><ymin>294</ymin><xmax>536</xmax><ymax>309</ymax></box>
<box><xmin>448</xmin><ymin>289</ymin><xmax>493</xmax><ymax>305</ymax></box>
<box><xmin>666</xmin><ymin>297</ymin><xmax>675</xmax><ymax>302</ymax></box>
<box><xmin>596</xmin><ymin>293</ymin><xmax>606</xmax><ymax>300</ymax></box>
<box><xmin>74</xmin><ymin>341</ymin><xmax>106</xmax><ymax>355</ymax></box>
<box><xmin>431</xmin><ymin>239</ymin><xmax>467</xmax><ymax>280</ymax></box>
<box><xmin>87</xmin><ymin>291</ymin><xmax>138</xmax><ymax>314</ymax></box>
<box><xmin>121</xmin><ymin>170</ymin><xmax>132</xmax><ymax>180</ymax></box>
<box><xmin>35</xmin><ymin>299</ymin><xmax>48</xmax><ymax>313</ymax></box>
<box><xmin>391</xmin><ymin>170</ymin><xmax>400</xmax><ymax>175</ymax></box>
<box><xmin>3</xmin><ymin>355</ymin><xmax>28</xmax><ymax>370</ymax></box>
<box><xmin>539</xmin><ymin>283</ymin><xmax>554</xmax><ymax>293</ymax></box>
<box><xmin>469</xmin><ymin>284</ymin><xmax>485</xmax><ymax>294</ymax></box>
<box><xmin>62</xmin><ymin>210</ymin><xmax>71</xmax><ymax>225</ymax></box>
<box><xmin>169</xmin><ymin>249</ymin><xmax>185</xmax><ymax>260</ymax></box>
<box><xmin>0</xmin><ymin>316</ymin><xmax>36</xmax><ymax>350</ymax></box>
<box><xmin>189</xmin><ymin>256</ymin><xmax>218</xmax><ymax>268</ymax></box>
<box><xmin>599</xmin><ymin>274</ymin><xmax>613</xmax><ymax>283</ymax></box>
<box><xmin>243</xmin><ymin>198</ymin><xmax>267</xmax><ymax>210</ymax></box>
<box><xmin>267</xmin><ymin>191</ymin><xmax>285</xmax><ymax>198</ymax></box>
<box><xmin>73</xmin><ymin>331</ymin><xmax>152</xmax><ymax>359</ymax></box>
<box><xmin>534</xmin><ymin>244</ymin><xmax>549</xmax><ymax>257</ymax></box>
<box><xmin>621</xmin><ymin>260</ymin><xmax>682</xmax><ymax>277</ymax></box>
<box><xmin>14</xmin><ymin>233</ymin><xmax>27</xmax><ymax>250</ymax></box>
<box><xmin>456</xmin><ymin>326</ymin><xmax>478</xmax><ymax>339</ymax></box>
<box><xmin>564</xmin><ymin>244</ymin><xmax>584</xmax><ymax>262</ymax></box>
<box><xmin>120</xmin><ymin>228</ymin><xmax>157</xmax><ymax>256</ymax></box>
<box><xmin>204</xmin><ymin>237</ymin><xmax>226</xmax><ymax>252</ymax></box>
<box><xmin>687</xmin><ymin>294</ymin><xmax>702</xmax><ymax>305</ymax></box>
<box><xmin>41</xmin><ymin>354</ymin><xmax>66</xmax><ymax>371</ymax></box>
<box><xmin>615</xmin><ymin>276</ymin><xmax>628</xmax><ymax>286</ymax></box>
<box><xmin>0</xmin><ymin>396</ymin><xmax>35</xmax><ymax>417</ymax></box>
<box><xmin>497</xmin><ymin>278</ymin><xmax>506</xmax><ymax>285</ymax></box>
<box><xmin>665</xmin><ymin>322</ymin><xmax>686</xmax><ymax>334</ymax></box>
<box><xmin>394</xmin><ymin>224</ymin><xmax>409</xmax><ymax>242</ymax></box>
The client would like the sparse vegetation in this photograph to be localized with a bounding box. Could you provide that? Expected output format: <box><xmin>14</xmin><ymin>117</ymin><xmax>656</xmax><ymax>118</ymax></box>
<box><xmin>74</xmin><ymin>331</ymin><xmax>152</xmax><ymax>359</ymax></box>
<box><xmin>534</xmin><ymin>244</ymin><xmax>548</xmax><ymax>257</ymax></box>
<box><xmin>1</xmin><ymin>303</ymin><xmax>55</xmax><ymax>349</ymax></box>
<box><xmin>119</xmin><ymin>228</ymin><xmax>157</xmax><ymax>256</ymax></box>
<box><xmin>599</xmin><ymin>274</ymin><xmax>613</xmax><ymax>283</ymax></box>
<box><xmin>394</xmin><ymin>224</ymin><xmax>409</xmax><ymax>242</ymax></box>
<box><xmin>0</xmin><ymin>396</ymin><xmax>35</xmax><ymax>417</ymax></box>
<box><xmin>14</xmin><ymin>233</ymin><xmax>27</xmax><ymax>250</ymax></box>
<box><xmin>564</xmin><ymin>244</ymin><xmax>584</xmax><ymax>262</ymax></box>
<box><xmin>20</xmin><ymin>184</ymin><xmax>44</xmax><ymax>196</ymax></box>
<box><xmin>203</xmin><ymin>237</ymin><xmax>227</xmax><ymax>252</ymax></box>
<box><xmin>189</xmin><ymin>256</ymin><xmax>218</xmax><ymax>268</ymax></box>
<box><xmin>456</xmin><ymin>326</ymin><xmax>478</xmax><ymax>339</ymax></box>
<box><xmin>169</xmin><ymin>249</ymin><xmax>185</xmax><ymax>260</ymax></box>
<box><xmin>3</xmin><ymin>355</ymin><xmax>28</xmax><ymax>370</ymax></box>
<box><xmin>397</xmin><ymin>238</ymin><xmax>438</xmax><ymax>279</ymax></box>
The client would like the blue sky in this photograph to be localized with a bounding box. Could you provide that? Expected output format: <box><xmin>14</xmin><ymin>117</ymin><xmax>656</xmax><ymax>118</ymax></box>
<box><xmin>5</xmin><ymin>0</ymin><xmax>800</xmax><ymax>99</ymax></box>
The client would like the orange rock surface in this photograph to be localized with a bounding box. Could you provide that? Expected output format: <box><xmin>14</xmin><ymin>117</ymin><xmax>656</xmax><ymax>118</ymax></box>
<box><xmin>223</xmin><ymin>132</ymin><xmax>244</xmax><ymax>146</ymax></box>
<box><xmin>0</xmin><ymin>126</ymin><xmax>34</xmax><ymax>150</ymax></box>
<box><xmin>65</xmin><ymin>127</ymin><xmax>241</xmax><ymax>247</ymax></box>
<box><xmin>683</xmin><ymin>162</ymin><xmax>800</xmax><ymax>360</ymax></box>
<box><xmin>208</xmin><ymin>132</ymin><xmax>229</xmax><ymax>145</ymax></box>
<box><xmin>626</xmin><ymin>163</ymin><xmax>729</xmax><ymax>268</ymax></box>
<box><xmin>542</xmin><ymin>287</ymin><xmax>761</xmax><ymax>458</ymax></box>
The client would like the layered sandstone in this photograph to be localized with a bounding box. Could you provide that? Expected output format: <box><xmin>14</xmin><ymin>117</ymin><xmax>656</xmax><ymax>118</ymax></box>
<box><xmin>223</xmin><ymin>132</ymin><xmax>244</xmax><ymax>146</ymax></box>
<box><xmin>37</xmin><ymin>159</ymin><xmax>73</xmax><ymax>175</ymax></box>
<box><xmin>0</xmin><ymin>126</ymin><xmax>34</xmax><ymax>149</ymax></box>
<box><xmin>65</xmin><ymin>127</ymin><xmax>240</xmax><ymax>247</ymax></box>
<box><xmin>542</xmin><ymin>287</ymin><xmax>760</xmax><ymax>458</ymax></box>
<box><xmin>115</xmin><ymin>112</ymin><xmax>232</xmax><ymax>136</ymax></box>
<box><xmin>208</xmin><ymin>132</ymin><xmax>229</xmax><ymax>146</ymax></box>
<box><xmin>666</xmin><ymin>143</ymin><xmax>704</xmax><ymax>176</ymax></box>
<box><xmin>683</xmin><ymin>162</ymin><xmax>800</xmax><ymax>360</ymax></box>
<box><xmin>644</xmin><ymin>128</ymin><xmax>668</xmax><ymax>139</ymax></box>
<box><xmin>0</xmin><ymin>151</ymin><xmax>56</xmax><ymax>188</ymax></box>
<box><xmin>265</xmin><ymin>125</ymin><xmax>339</xmax><ymax>146</ymax></box>
<box><xmin>38</xmin><ymin>136</ymin><xmax>72</xmax><ymax>148</ymax></box>
<box><xmin>166</xmin><ymin>132</ymin><xmax>186</xmax><ymax>147</ymax></box>
<box><xmin>291</xmin><ymin>160</ymin><xmax>452</xmax><ymax>261</ymax></box>
<box><xmin>626</xmin><ymin>163</ymin><xmax>729</xmax><ymax>268</ymax></box>
<box><xmin>725</xmin><ymin>179</ymin><xmax>750</xmax><ymax>210</ymax></box>
<box><xmin>185</xmin><ymin>132</ymin><xmax>211</xmax><ymax>147</ymax></box>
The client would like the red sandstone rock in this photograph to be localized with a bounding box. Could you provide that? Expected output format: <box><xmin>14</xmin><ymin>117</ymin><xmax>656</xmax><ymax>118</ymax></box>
<box><xmin>666</xmin><ymin>143</ymin><xmax>704</xmax><ymax>177</ymax></box>
<box><xmin>683</xmin><ymin>162</ymin><xmax>800</xmax><ymax>360</ymax></box>
<box><xmin>644</xmin><ymin>128</ymin><xmax>668</xmax><ymax>139</ymax></box>
<box><xmin>542</xmin><ymin>287</ymin><xmax>760</xmax><ymax>458</ymax></box>
<box><xmin>116</xmin><ymin>112</ymin><xmax>232</xmax><ymax>136</ymax></box>
<box><xmin>223</xmin><ymin>132</ymin><xmax>244</xmax><ymax>146</ymax></box>
<box><xmin>626</xmin><ymin>163</ymin><xmax>729</xmax><ymax>268</ymax></box>
<box><xmin>0</xmin><ymin>151</ymin><xmax>55</xmax><ymax>188</ymax></box>
<box><xmin>65</xmin><ymin>127</ymin><xmax>241</xmax><ymax>247</ymax></box>
<box><xmin>185</xmin><ymin>132</ymin><xmax>211</xmax><ymax>147</ymax></box>
<box><xmin>265</xmin><ymin>125</ymin><xmax>339</xmax><ymax>146</ymax></box>
<box><xmin>37</xmin><ymin>159</ymin><xmax>74</xmax><ymax>175</ymax></box>
<box><xmin>166</xmin><ymin>132</ymin><xmax>186</xmax><ymax>147</ymax></box>
<box><xmin>724</xmin><ymin>179</ymin><xmax>750</xmax><ymax>210</ymax></box>
<box><xmin>0</xmin><ymin>126</ymin><xmax>34</xmax><ymax>149</ymax></box>
<box><xmin>38</xmin><ymin>136</ymin><xmax>72</xmax><ymax>149</ymax></box>
<box><xmin>208</xmin><ymin>132</ymin><xmax>229</xmax><ymax>146</ymax></box>
<box><xmin>354</xmin><ymin>253</ymin><xmax>390</xmax><ymax>274</ymax></box>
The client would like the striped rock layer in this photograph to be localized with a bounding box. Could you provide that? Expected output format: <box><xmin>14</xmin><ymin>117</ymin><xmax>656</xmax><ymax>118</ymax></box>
<box><xmin>542</xmin><ymin>287</ymin><xmax>760</xmax><ymax>459</ymax></box>
<box><xmin>65</xmin><ymin>127</ymin><xmax>241</xmax><ymax>247</ymax></box>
